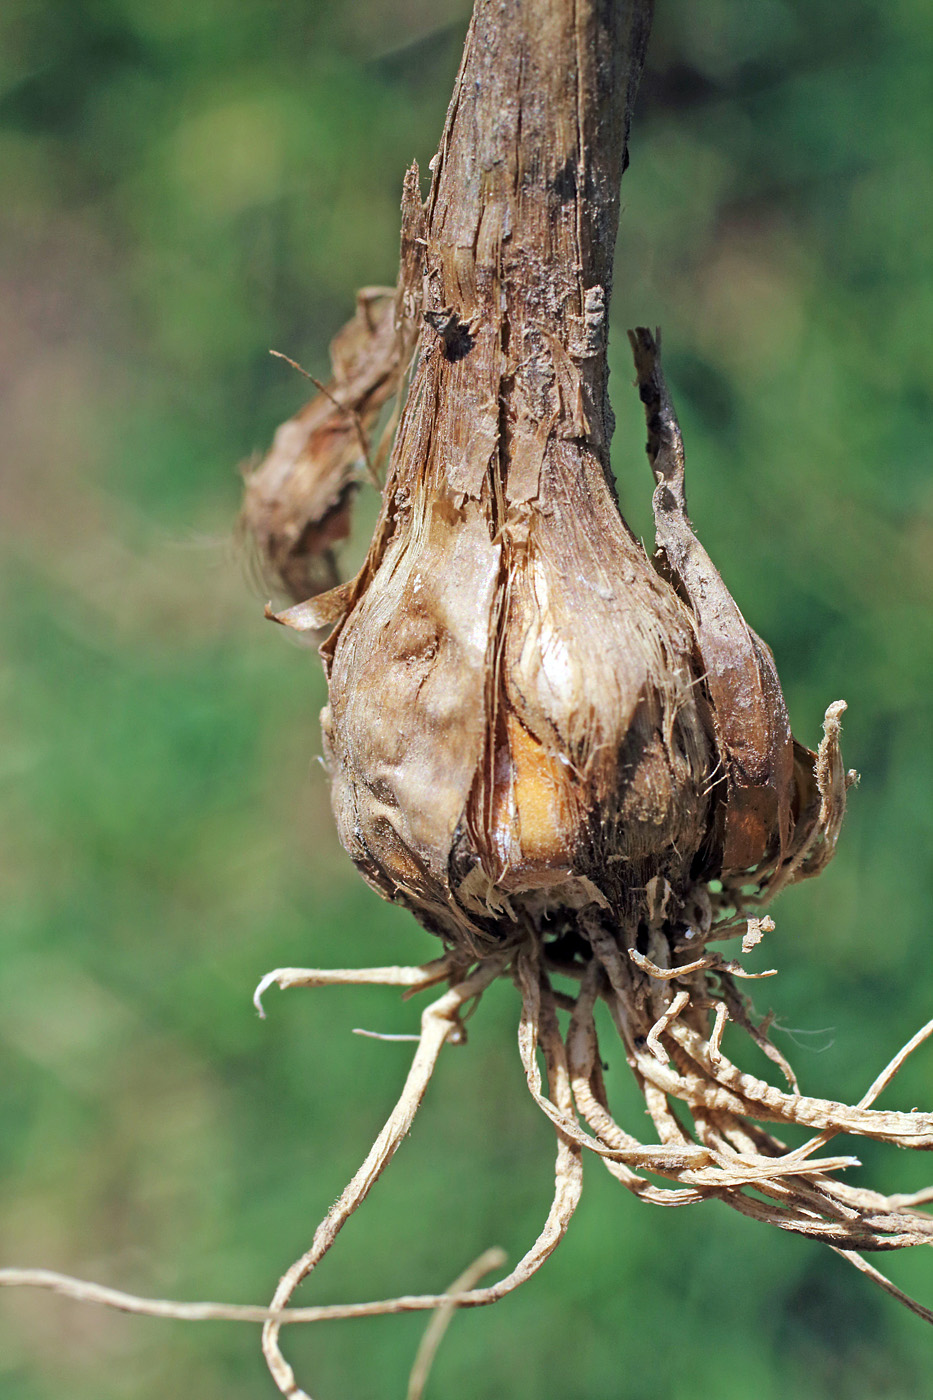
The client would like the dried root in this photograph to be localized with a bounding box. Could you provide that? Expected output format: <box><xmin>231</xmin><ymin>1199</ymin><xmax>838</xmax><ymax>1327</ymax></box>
<box><xmin>249</xmin><ymin>909</ymin><xmax>912</xmax><ymax>1397</ymax></box>
<box><xmin>4</xmin><ymin>917</ymin><xmax>930</xmax><ymax>1397</ymax></box>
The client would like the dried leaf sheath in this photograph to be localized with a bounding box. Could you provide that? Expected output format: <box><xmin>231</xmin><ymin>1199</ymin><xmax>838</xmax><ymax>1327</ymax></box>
<box><xmin>629</xmin><ymin>327</ymin><xmax>809</xmax><ymax>877</ymax></box>
<box><xmin>241</xmin><ymin>286</ymin><xmax>412</xmax><ymax>605</ymax></box>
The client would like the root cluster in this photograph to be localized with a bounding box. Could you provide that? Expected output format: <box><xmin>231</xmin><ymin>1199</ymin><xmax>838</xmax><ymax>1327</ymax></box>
<box><xmin>243</xmin><ymin>896</ymin><xmax>933</xmax><ymax>1398</ymax></box>
<box><xmin>4</xmin><ymin>890</ymin><xmax>931</xmax><ymax>1400</ymax></box>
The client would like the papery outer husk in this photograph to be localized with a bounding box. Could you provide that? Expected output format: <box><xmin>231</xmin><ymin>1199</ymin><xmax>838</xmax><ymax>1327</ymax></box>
<box><xmin>629</xmin><ymin>327</ymin><xmax>819</xmax><ymax>879</ymax></box>
<box><xmin>318</xmin><ymin>369</ymin><xmax>715</xmax><ymax>948</ymax></box>
<box><xmin>240</xmin><ymin>288</ymin><xmax>406</xmax><ymax>605</ymax></box>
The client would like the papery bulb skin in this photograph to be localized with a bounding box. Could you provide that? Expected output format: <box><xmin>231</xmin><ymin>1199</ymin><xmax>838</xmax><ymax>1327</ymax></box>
<box><xmin>319</xmin><ymin>421</ymin><xmax>715</xmax><ymax>950</ymax></box>
<box><xmin>241</xmin><ymin>291</ymin><xmax>404</xmax><ymax>606</ymax></box>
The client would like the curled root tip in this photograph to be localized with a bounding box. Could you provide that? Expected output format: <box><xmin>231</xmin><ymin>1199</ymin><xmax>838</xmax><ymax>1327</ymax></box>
<box><xmin>253</xmin><ymin>971</ymin><xmax>280</xmax><ymax>1017</ymax></box>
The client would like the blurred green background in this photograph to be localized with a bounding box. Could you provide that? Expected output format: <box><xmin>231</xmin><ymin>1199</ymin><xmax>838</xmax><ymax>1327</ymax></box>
<box><xmin>1</xmin><ymin>0</ymin><xmax>931</xmax><ymax>1396</ymax></box>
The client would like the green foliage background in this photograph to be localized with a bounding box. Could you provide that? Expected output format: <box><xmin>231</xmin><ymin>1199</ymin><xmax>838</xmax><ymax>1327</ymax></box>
<box><xmin>1</xmin><ymin>1</ymin><xmax>930</xmax><ymax>1396</ymax></box>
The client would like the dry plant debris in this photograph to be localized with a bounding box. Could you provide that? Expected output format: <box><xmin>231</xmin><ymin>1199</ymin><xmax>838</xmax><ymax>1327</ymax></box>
<box><xmin>240</xmin><ymin>284</ymin><xmax>415</xmax><ymax>609</ymax></box>
<box><xmin>1</xmin><ymin>0</ymin><xmax>930</xmax><ymax>1397</ymax></box>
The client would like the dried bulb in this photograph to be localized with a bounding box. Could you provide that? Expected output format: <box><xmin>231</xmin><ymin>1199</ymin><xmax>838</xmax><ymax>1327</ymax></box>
<box><xmin>318</xmin><ymin>393</ymin><xmax>716</xmax><ymax>950</ymax></box>
<box><xmin>271</xmin><ymin>320</ymin><xmax>823</xmax><ymax>956</ymax></box>
<box><xmin>265</xmin><ymin>26</ymin><xmax>832</xmax><ymax>955</ymax></box>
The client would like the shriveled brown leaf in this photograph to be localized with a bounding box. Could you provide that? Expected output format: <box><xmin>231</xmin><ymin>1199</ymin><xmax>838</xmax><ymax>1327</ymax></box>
<box><xmin>240</xmin><ymin>286</ymin><xmax>411</xmax><ymax>605</ymax></box>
